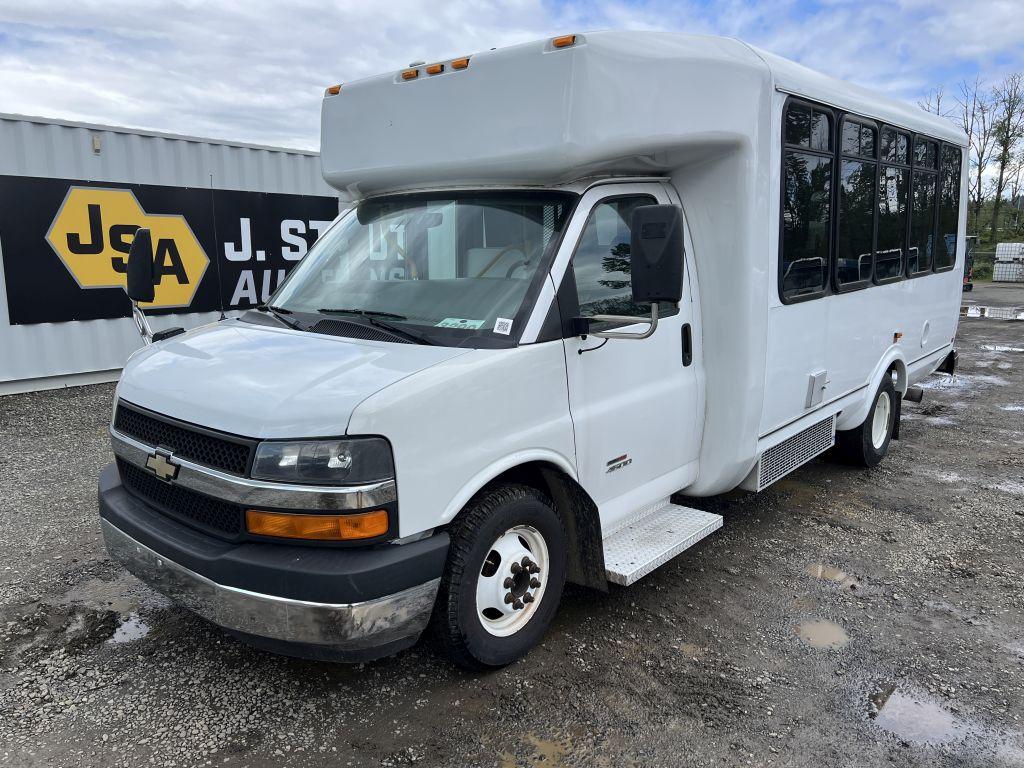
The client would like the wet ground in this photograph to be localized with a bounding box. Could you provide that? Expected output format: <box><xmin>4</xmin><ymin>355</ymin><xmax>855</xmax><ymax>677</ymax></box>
<box><xmin>2</xmin><ymin>289</ymin><xmax>1023</xmax><ymax>767</ymax></box>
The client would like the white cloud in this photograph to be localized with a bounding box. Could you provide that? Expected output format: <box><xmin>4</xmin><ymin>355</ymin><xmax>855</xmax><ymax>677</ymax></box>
<box><xmin>0</xmin><ymin>0</ymin><xmax>1021</xmax><ymax>149</ymax></box>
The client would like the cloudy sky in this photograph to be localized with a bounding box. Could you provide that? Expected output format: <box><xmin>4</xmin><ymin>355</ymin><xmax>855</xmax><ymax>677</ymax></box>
<box><xmin>1</xmin><ymin>0</ymin><xmax>1022</xmax><ymax>150</ymax></box>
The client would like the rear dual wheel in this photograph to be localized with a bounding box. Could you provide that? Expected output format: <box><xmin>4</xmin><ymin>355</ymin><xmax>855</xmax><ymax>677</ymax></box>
<box><xmin>434</xmin><ymin>484</ymin><xmax>567</xmax><ymax>670</ymax></box>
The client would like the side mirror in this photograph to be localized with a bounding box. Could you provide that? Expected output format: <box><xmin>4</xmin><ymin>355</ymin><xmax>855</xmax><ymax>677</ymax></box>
<box><xmin>126</xmin><ymin>228</ymin><xmax>156</xmax><ymax>303</ymax></box>
<box><xmin>629</xmin><ymin>205</ymin><xmax>684</xmax><ymax>305</ymax></box>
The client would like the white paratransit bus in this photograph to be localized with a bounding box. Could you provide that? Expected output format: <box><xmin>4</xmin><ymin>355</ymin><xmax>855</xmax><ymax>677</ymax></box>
<box><xmin>99</xmin><ymin>31</ymin><xmax>967</xmax><ymax>669</ymax></box>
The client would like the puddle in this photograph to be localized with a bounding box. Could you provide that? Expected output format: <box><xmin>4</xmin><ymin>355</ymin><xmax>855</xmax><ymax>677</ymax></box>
<box><xmin>499</xmin><ymin>733</ymin><xmax>572</xmax><ymax>768</ymax></box>
<box><xmin>107</xmin><ymin>612</ymin><xmax>151</xmax><ymax>644</ymax></box>
<box><xmin>806</xmin><ymin>563</ymin><xmax>863</xmax><ymax>592</ymax></box>
<box><xmin>868</xmin><ymin>684</ymin><xmax>1024</xmax><ymax>759</ymax></box>
<box><xmin>981</xmin><ymin>344</ymin><xmax>1024</xmax><ymax>353</ymax></box>
<box><xmin>796</xmin><ymin>619</ymin><xmax>849</xmax><ymax>649</ymax></box>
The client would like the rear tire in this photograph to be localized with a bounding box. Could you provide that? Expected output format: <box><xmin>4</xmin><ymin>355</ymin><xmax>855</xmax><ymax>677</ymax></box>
<box><xmin>835</xmin><ymin>375</ymin><xmax>897</xmax><ymax>467</ymax></box>
<box><xmin>433</xmin><ymin>484</ymin><xmax>567</xmax><ymax>670</ymax></box>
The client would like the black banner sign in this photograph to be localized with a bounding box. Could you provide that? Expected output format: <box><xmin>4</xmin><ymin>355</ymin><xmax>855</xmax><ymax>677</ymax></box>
<box><xmin>0</xmin><ymin>175</ymin><xmax>339</xmax><ymax>325</ymax></box>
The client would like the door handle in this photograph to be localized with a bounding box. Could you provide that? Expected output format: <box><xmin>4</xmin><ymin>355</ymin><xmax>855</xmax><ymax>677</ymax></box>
<box><xmin>681</xmin><ymin>323</ymin><xmax>692</xmax><ymax>366</ymax></box>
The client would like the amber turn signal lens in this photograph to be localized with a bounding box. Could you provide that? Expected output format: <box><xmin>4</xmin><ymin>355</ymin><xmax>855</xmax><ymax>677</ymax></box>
<box><xmin>325</xmin><ymin>84</ymin><xmax>342</xmax><ymax>95</ymax></box>
<box><xmin>425</xmin><ymin>63</ymin><xmax>444</xmax><ymax>75</ymax></box>
<box><xmin>552</xmin><ymin>34</ymin><xmax>576</xmax><ymax>48</ymax></box>
<box><xmin>401</xmin><ymin>68</ymin><xmax>419</xmax><ymax>81</ymax></box>
<box><xmin>246</xmin><ymin>509</ymin><xmax>389</xmax><ymax>541</ymax></box>
<box><xmin>451</xmin><ymin>57</ymin><xmax>470</xmax><ymax>70</ymax></box>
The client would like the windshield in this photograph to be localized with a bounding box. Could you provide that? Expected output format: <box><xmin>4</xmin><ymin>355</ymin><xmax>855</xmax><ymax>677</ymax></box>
<box><xmin>271</xmin><ymin>191</ymin><xmax>576</xmax><ymax>345</ymax></box>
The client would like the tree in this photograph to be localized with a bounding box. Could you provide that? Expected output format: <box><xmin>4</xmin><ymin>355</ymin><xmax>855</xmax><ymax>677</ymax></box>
<box><xmin>955</xmin><ymin>77</ymin><xmax>996</xmax><ymax>234</ymax></box>
<box><xmin>989</xmin><ymin>73</ymin><xmax>1024</xmax><ymax>243</ymax></box>
<box><xmin>919</xmin><ymin>86</ymin><xmax>952</xmax><ymax>118</ymax></box>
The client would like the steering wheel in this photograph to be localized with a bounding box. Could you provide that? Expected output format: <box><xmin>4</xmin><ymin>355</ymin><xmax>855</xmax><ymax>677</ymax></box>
<box><xmin>475</xmin><ymin>243</ymin><xmax>530</xmax><ymax>278</ymax></box>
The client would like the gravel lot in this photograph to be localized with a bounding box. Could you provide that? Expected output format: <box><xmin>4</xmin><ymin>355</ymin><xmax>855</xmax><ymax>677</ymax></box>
<box><xmin>2</xmin><ymin>292</ymin><xmax>1023</xmax><ymax>768</ymax></box>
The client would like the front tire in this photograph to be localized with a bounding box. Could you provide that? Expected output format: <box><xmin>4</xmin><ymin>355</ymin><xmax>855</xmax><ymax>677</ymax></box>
<box><xmin>835</xmin><ymin>375</ymin><xmax>897</xmax><ymax>467</ymax></box>
<box><xmin>433</xmin><ymin>484</ymin><xmax>567</xmax><ymax>670</ymax></box>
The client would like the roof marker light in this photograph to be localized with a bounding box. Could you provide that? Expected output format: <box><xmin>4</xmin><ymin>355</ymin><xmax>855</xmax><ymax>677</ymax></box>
<box><xmin>451</xmin><ymin>57</ymin><xmax>470</xmax><ymax>70</ymax></box>
<box><xmin>401</xmin><ymin>68</ymin><xmax>419</xmax><ymax>81</ymax></box>
<box><xmin>426</xmin><ymin>63</ymin><xmax>444</xmax><ymax>75</ymax></box>
<box><xmin>552</xmin><ymin>34</ymin><xmax>577</xmax><ymax>48</ymax></box>
<box><xmin>325</xmin><ymin>84</ymin><xmax>342</xmax><ymax>95</ymax></box>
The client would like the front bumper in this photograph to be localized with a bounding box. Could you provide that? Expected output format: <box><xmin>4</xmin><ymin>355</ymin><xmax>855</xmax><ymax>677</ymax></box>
<box><xmin>98</xmin><ymin>463</ymin><xmax>448</xmax><ymax>660</ymax></box>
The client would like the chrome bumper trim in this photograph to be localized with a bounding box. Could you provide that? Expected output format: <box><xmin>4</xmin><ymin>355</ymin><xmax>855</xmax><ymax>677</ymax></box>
<box><xmin>101</xmin><ymin>518</ymin><xmax>439</xmax><ymax>649</ymax></box>
<box><xmin>110</xmin><ymin>428</ymin><xmax>397</xmax><ymax>510</ymax></box>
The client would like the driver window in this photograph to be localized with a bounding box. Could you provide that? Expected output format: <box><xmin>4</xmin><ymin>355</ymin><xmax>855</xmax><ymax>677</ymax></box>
<box><xmin>572</xmin><ymin>195</ymin><xmax>656</xmax><ymax>319</ymax></box>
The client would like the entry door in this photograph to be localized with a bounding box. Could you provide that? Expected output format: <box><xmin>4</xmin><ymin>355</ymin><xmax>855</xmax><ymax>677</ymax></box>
<box><xmin>557</xmin><ymin>183</ymin><xmax>699</xmax><ymax>529</ymax></box>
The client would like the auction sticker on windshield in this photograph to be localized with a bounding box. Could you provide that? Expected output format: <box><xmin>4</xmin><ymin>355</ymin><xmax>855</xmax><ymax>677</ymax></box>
<box><xmin>494</xmin><ymin>318</ymin><xmax>513</xmax><ymax>335</ymax></box>
<box><xmin>436</xmin><ymin>318</ymin><xmax>485</xmax><ymax>329</ymax></box>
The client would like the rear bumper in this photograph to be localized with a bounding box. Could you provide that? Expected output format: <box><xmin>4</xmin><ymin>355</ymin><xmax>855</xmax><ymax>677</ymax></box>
<box><xmin>98</xmin><ymin>463</ymin><xmax>448</xmax><ymax>660</ymax></box>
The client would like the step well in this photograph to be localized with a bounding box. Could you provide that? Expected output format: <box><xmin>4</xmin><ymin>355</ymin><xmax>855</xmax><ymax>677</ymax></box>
<box><xmin>603</xmin><ymin>501</ymin><xmax>722</xmax><ymax>586</ymax></box>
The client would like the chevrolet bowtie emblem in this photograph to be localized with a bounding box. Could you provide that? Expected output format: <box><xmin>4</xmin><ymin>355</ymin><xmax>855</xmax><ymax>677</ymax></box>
<box><xmin>145</xmin><ymin>451</ymin><xmax>180</xmax><ymax>481</ymax></box>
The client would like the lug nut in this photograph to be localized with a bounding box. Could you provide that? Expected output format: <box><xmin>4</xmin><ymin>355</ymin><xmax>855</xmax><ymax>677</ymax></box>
<box><xmin>503</xmin><ymin>577</ymin><xmax>514</xmax><ymax>588</ymax></box>
<box><xmin>521</xmin><ymin>557</ymin><xmax>532</xmax><ymax>567</ymax></box>
<box><xmin>504</xmin><ymin>593</ymin><xmax>514</xmax><ymax>604</ymax></box>
<box><xmin>530</xmin><ymin>578</ymin><xmax>541</xmax><ymax>588</ymax></box>
<box><xmin>512</xmin><ymin>600</ymin><xmax>524</xmax><ymax>610</ymax></box>
<box><xmin>510</xmin><ymin>562</ymin><xmax>522</xmax><ymax>574</ymax></box>
<box><xmin>529</xmin><ymin>564</ymin><xmax>540</xmax><ymax>574</ymax></box>
<box><xmin>523</xmin><ymin>593</ymin><xmax>535</xmax><ymax>604</ymax></box>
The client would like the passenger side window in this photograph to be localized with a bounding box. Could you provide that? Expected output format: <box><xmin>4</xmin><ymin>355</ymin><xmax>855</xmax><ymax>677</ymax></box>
<box><xmin>909</xmin><ymin>172</ymin><xmax>937</xmax><ymax>274</ymax></box>
<box><xmin>935</xmin><ymin>145</ymin><xmax>962</xmax><ymax>271</ymax></box>
<box><xmin>836</xmin><ymin>120</ymin><xmax>878</xmax><ymax>287</ymax></box>
<box><xmin>572</xmin><ymin>195</ymin><xmax>667</xmax><ymax>324</ymax></box>
<box><xmin>782</xmin><ymin>102</ymin><xmax>833</xmax><ymax>300</ymax></box>
<box><xmin>876</xmin><ymin>127</ymin><xmax>910</xmax><ymax>282</ymax></box>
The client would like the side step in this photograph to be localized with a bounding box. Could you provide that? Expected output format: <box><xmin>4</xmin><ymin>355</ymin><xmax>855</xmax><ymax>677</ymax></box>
<box><xmin>603</xmin><ymin>501</ymin><xmax>723</xmax><ymax>586</ymax></box>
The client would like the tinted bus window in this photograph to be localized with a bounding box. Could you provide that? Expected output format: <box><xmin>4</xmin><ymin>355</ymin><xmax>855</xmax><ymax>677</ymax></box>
<box><xmin>881</xmin><ymin>128</ymin><xmax>909</xmax><ymax>165</ymax></box>
<box><xmin>842</xmin><ymin>121</ymin><xmax>877</xmax><ymax>159</ymax></box>
<box><xmin>936</xmin><ymin>145</ymin><xmax>962</xmax><ymax>271</ymax></box>
<box><xmin>876</xmin><ymin>166</ymin><xmax>908</xmax><ymax>281</ymax></box>
<box><xmin>786</xmin><ymin>103</ymin><xmax>832</xmax><ymax>152</ymax></box>
<box><xmin>914</xmin><ymin>138</ymin><xmax>938</xmax><ymax>169</ymax></box>
<box><xmin>782</xmin><ymin>151</ymin><xmax>832</xmax><ymax>298</ymax></box>
<box><xmin>837</xmin><ymin>159</ymin><xmax>876</xmax><ymax>285</ymax></box>
<box><xmin>908</xmin><ymin>172</ymin><xmax>936</xmax><ymax>274</ymax></box>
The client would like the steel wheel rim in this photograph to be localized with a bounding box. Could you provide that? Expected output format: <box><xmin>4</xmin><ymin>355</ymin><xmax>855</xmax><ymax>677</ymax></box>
<box><xmin>871</xmin><ymin>390</ymin><xmax>892</xmax><ymax>450</ymax></box>
<box><xmin>475</xmin><ymin>525</ymin><xmax>549</xmax><ymax>637</ymax></box>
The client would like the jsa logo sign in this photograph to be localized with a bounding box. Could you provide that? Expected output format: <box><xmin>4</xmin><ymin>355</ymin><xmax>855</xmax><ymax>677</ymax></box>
<box><xmin>46</xmin><ymin>187</ymin><xmax>209</xmax><ymax>308</ymax></box>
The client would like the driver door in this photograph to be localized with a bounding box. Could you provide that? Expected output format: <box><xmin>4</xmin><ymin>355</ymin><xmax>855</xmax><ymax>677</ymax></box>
<box><xmin>555</xmin><ymin>183</ymin><xmax>699</xmax><ymax>531</ymax></box>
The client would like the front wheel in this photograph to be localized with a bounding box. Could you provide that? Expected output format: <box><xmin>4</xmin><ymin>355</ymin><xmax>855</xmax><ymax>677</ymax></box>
<box><xmin>835</xmin><ymin>376</ymin><xmax>897</xmax><ymax>467</ymax></box>
<box><xmin>433</xmin><ymin>484</ymin><xmax>567</xmax><ymax>670</ymax></box>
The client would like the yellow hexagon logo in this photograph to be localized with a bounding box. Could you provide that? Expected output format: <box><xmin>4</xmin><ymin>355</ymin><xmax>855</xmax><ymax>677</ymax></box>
<box><xmin>46</xmin><ymin>187</ymin><xmax>209</xmax><ymax>308</ymax></box>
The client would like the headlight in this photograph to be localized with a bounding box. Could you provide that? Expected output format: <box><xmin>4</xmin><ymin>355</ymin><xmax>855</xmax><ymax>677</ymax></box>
<box><xmin>251</xmin><ymin>437</ymin><xmax>394</xmax><ymax>486</ymax></box>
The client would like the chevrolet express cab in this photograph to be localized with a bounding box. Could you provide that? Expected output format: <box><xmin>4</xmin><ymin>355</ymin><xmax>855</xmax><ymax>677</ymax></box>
<box><xmin>99</xmin><ymin>32</ymin><xmax>966</xmax><ymax>669</ymax></box>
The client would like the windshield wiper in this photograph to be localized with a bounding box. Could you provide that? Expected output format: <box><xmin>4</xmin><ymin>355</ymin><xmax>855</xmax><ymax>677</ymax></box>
<box><xmin>317</xmin><ymin>308</ymin><xmax>408</xmax><ymax>320</ymax></box>
<box><xmin>316</xmin><ymin>308</ymin><xmax>435</xmax><ymax>346</ymax></box>
<box><xmin>257</xmin><ymin>304</ymin><xmax>302</xmax><ymax>331</ymax></box>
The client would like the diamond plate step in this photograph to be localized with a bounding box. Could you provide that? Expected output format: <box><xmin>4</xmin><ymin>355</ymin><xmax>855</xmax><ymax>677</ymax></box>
<box><xmin>603</xmin><ymin>502</ymin><xmax>723</xmax><ymax>586</ymax></box>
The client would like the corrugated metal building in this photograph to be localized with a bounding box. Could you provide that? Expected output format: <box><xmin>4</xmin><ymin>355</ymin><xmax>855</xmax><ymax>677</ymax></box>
<box><xmin>0</xmin><ymin>113</ymin><xmax>338</xmax><ymax>395</ymax></box>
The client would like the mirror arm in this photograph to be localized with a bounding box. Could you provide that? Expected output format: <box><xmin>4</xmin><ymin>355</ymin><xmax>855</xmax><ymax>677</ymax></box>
<box><xmin>132</xmin><ymin>301</ymin><xmax>154</xmax><ymax>345</ymax></box>
<box><xmin>588</xmin><ymin>303</ymin><xmax>659</xmax><ymax>340</ymax></box>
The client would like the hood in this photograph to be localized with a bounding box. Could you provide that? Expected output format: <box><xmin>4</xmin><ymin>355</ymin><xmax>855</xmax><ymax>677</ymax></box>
<box><xmin>116</xmin><ymin>319</ymin><xmax>468</xmax><ymax>439</ymax></box>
